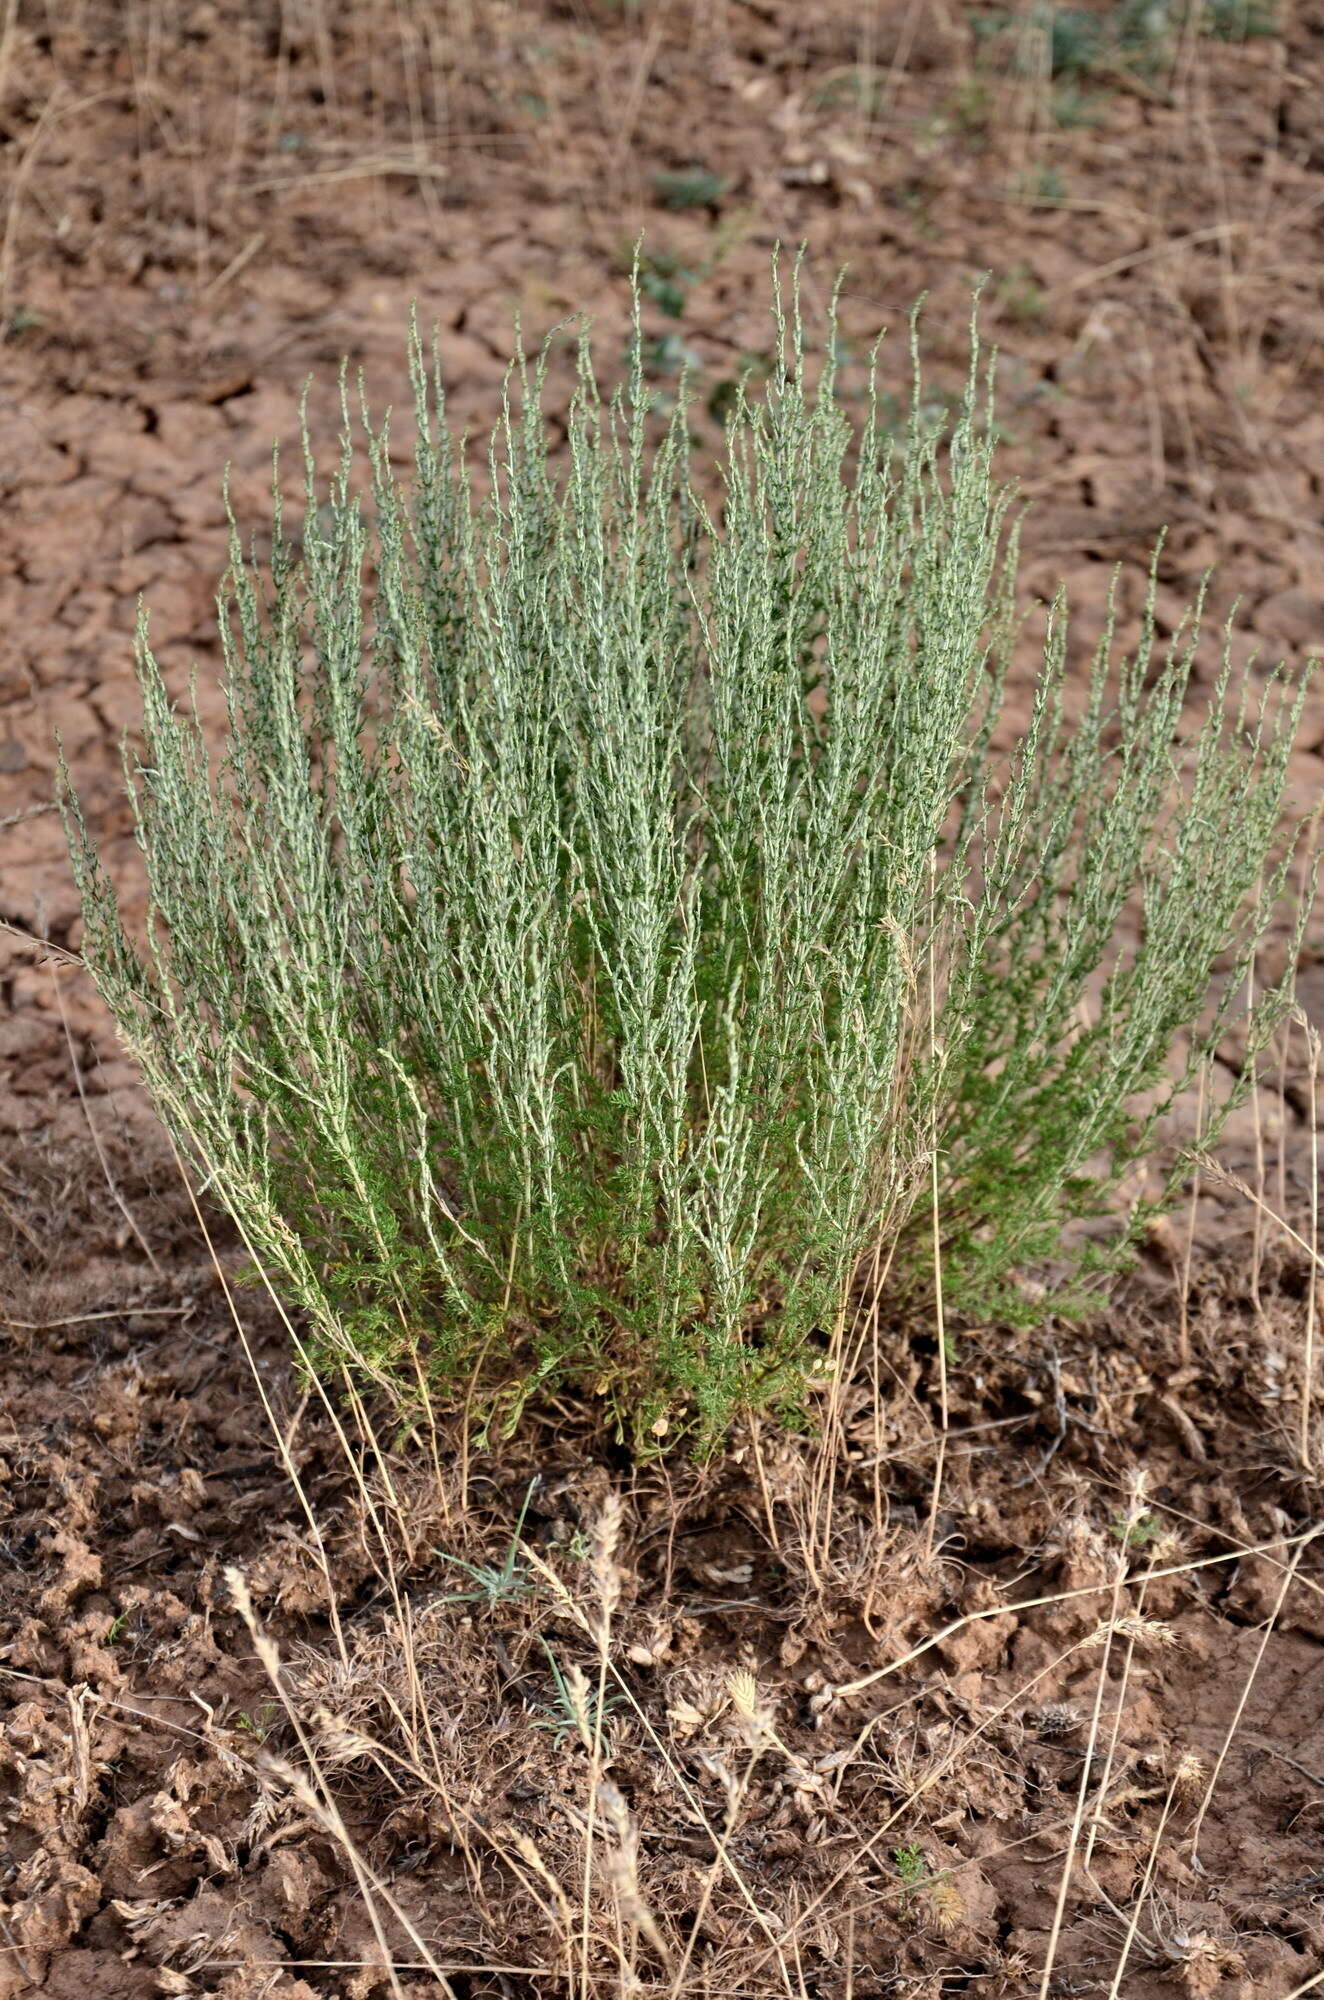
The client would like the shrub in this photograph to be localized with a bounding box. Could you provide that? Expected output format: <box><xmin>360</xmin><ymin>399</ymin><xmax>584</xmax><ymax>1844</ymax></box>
<box><xmin>63</xmin><ymin>274</ymin><xmax>1309</xmax><ymax>1448</ymax></box>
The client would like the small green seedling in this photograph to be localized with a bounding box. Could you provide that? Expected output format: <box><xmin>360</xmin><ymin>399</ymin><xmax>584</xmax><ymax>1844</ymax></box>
<box><xmin>634</xmin><ymin>248</ymin><xmax>698</xmax><ymax>321</ymax></box>
<box><xmin>994</xmin><ymin>263</ymin><xmax>1047</xmax><ymax>321</ymax></box>
<box><xmin>3</xmin><ymin>306</ymin><xmax>42</xmax><ymax>340</ymax></box>
<box><xmin>652</xmin><ymin>164</ymin><xmax>727</xmax><ymax>210</ymax></box>
<box><xmin>892</xmin><ymin>1843</ymin><xmax>931</xmax><ymax>1923</ymax></box>
<box><xmin>1110</xmin><ymin>1508</ymin><xmax>1162</xmax><ymax>1551</ymax></box>
<box><xmin>706</xmin><ymin>349</ymin><xmax>776</xmax><ymax>428</ymax></box>
<box><xmin>233</xmin><ymin>1704</ymin><xmax>279</xmax><ymax>1742</ymax></box>
<box><xmin>634</xmin><ymin>329</ymin><xmax>702</xmax><ymax>379</ymax></box>
<box><xmin>893</xmin><ymin>1842</ymin><xmax>927</xmax><ymax>1882</ymax></box>
<box><xmin>435</xmin><ymin>1479</ymin><xmax>540</xmax><ymax>1608</ymax></box>
<box><xmin>891</xmin><ymin>1844</ymin><xmax>961</xmax><ymax>1931</ymax></box>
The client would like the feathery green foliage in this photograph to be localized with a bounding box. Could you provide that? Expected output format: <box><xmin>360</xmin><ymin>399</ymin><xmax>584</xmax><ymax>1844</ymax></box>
<box><xmin>64</xmin><ymin>271</ymin><xmax>1308</xmax><ymax>1448</ymax></box>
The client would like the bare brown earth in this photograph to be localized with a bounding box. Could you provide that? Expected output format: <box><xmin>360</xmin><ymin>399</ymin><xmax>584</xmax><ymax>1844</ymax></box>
<box><xmin>3</xmin><ymin>3</ymin><xmax>1324</xmax><ymax>1993</ymax></box>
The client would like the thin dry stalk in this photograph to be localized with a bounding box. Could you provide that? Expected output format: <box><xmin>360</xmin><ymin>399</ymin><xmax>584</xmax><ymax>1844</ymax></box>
<box><xmin>1107</xmin><ymin>1479</ymin><xmax>1324</xmax><ymax>1616</ymax></box>
<box><xmin>0</xmin><ymin>917</ymin><xmax>78</xmax><ymax>962</ymax></box>
<box><xmin>511</xmin><ymin>1832</ymin><xmax>576</xmax><ymax>1971</ymax></box>
<box><xmin>226</xmin><ymin>1569</ymin><xmax>456</xmax><ymax>2000</ymax></box>
<box><xmin>808</xmin><ymin>1199</ymin><xmax>907</xmax><ymax>1588</ymax></box>
<box><xmin>1195</xmin><ymin>1154</ymin><xmax>1324</xmax><ymax>1272</ymax></box>
<box><xmin>866</xmin><ymin>1234</ymin><xmax>891</xmax><ymax>1547</ymax></box>
<box><xmin>1277</xmin><ymin>1005</ymin><xmax>1293</xmax><ymax>1214</ymax></box>
<box><xmin>1105</xmin><ymin>1757</ymin><xmax>1198</xmax><ymax>1997</ymax></box>
<box><xmin>1188</xmin><ymin>1523</ymin><xmax>1321</xmax><ymax>1868</ymax></box>
<box><xmin>1037</xmin><ymin>1557</ymin><xmax>1132</xmax><ymax>2000</ymax></box>
<box><xmin>580</xmin><ymin>1494</ymin><xmax>625</xmax><ymax>2000</ymax></box>
<box><xmin>924</xmin><ymin>849</ymin><xmax>950</xmax><ymax>1563</ymax></box>
<box><xmin>1134</xmin><ymin>322</ymin><xmax>1167</xmax><ymax>494</ymax></box>
<box><xmin>1168</xmin><ymin>0</ymin><xmax>1205</xmax><ymax>97</ymax></box>
<box><xmin>875</xmin><ymin>0</ymin><xmax>922</xmax><ymax>122</ymax></box>
<box><xmin>202</xmin><ymin>231</ymin><xmax>266</xmax><ymax>303</ymax></box>
<box><xmin>1298</xmin><ymin>1010</ymin><xmax>1320</xmax><ymax>1469</ymax></box>
<box><xmin>1084</xmin><ymin>1487</ymin><xmax>1162</xmax><ymax>1869</ymax></box>
<box><xmin>174</xmin><ymin>1964</ymin><xmax>549</xmax><ymax>1981</ymax></box>
<box><xmin>1264</xmin><ymin>948</ymin><xmax>1272</xmax><ymax>1312</ymax></box>
<box><xmin>173</xmin><ymin>1136</ymin><xmax>349</xmax><ymax>1669</ymax></box>
<box><xmin>3</xmin><ymin>1306</ymin><xmax>190</xmax><ymax>1330</ymax></box>
<box><xmin>0</xmin><ymin>0</ymin><xmax>19</xmax><ymax>115</ymax></box>
<box><xmin>805</xmin><ymin>1294</ymin><xmax>854</xmax><ymax>1594</ymax></box>
<box><xmin>1046</xmin><ymin>219</ymin><xmax>1249</xmax><ymax>304</ymax></box>
<box><xmin>186</xmin><ymin>90</ymin><xmax>211</xmax><ymax>294</ymax></box>
<box><xmin>923</xmin><ymin>1137</ymin><xmax>949</xmax><ymax>1562</ymax></box>
<box><xmin>1006</xmin><ymin>2</ymin><xmax>1051</xmax><ymax>207</ymax></box>
<box><xmin>50</xmin><ymin>967</ymin><xmax>162</xmax><ymax>1277</ymax></box>
<box><xmin>394</xmin><ymin>0</ymin><xmax>446</xmax><ymax>233</ymax></box>
<box><xmin>1177</xmin><ymin>1060</ymin><xmax>1209</xmax><ymax>1365</ymax></box>
<box><xmin>666</xmin><ymin>1738</ymin><xmax>766</xmax><ymax>2000</ymax></box>
<box><xmin>607</xmin><ymin>0</ymin><xmax>672</xmax><ymax>172</ymax></box>
<box><xmin>747</xmin><ymin>1418</ymin><xmax>783</xmax><ymax>1556</ymax></box>
<box><xmin>826</xmin><ymin>1528</ymin><xmax>1312</xmax><ymax>1706</ymax></box>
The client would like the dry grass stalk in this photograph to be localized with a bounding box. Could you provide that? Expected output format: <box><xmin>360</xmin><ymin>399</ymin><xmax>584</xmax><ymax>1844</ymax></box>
<box><xmin>1298</xmin><ymin>1008</ymin><xmax>1321</xmax><ymax>1468</ymax></box>
<box><xmin>226</xmin><ymin>1566</ymin><xmax>458</xmax><ymax>2000</ymax></box>
<box><xmin>1037</xmin><ymin>1545</ymin><xmax>1144</xmax><ymax>2000</ymax></box>
<box><xmin>1188</xmin><ymin>1521</ymin><xmax>1322</xmax><ymax>1868</ymax></box>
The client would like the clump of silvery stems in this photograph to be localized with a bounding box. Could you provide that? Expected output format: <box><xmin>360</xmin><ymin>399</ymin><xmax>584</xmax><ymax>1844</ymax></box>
<box><xmin>64</xmin><ymin>270</ymin><xmax>1311</xmax><ymax>1447</ymax></box>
